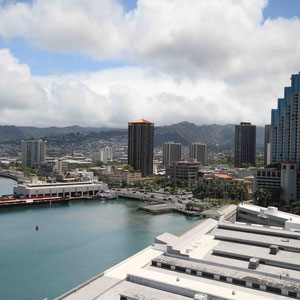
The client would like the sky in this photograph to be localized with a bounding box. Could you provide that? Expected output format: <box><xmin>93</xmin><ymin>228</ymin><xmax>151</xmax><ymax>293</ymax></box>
<box><xmin>0</xmin><ymin>0</ymin><xmax>300</xmax><ymax>128</ymax></box>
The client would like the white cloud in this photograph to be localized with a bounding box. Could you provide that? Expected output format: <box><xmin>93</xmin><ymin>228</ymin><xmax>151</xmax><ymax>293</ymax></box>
<box><xmin>0</xmin><ymin>48</ymin><xmax>44</xmax><ymax>110</ymax></box>
<box><xmin>0</xmin><ymin>0</ymin><xmax>128</xmax><ymax>60</ymax></box>
<box><xmin>0</xmin><ymin>0</ymin><xmax>300</xmax><ymax>127</ymax></box>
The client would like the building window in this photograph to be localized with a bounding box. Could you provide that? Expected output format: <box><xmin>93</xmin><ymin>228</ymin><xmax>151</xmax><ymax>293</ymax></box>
<box><xmin>290</xmin><ymin>165</ymin><xmax>295</xmax><ymax>170</ymax></box>
<box><xmin>283</xmin><ymin>165</ymin><xmax>287</xmax><ymax>170</ymax></box>
<box><xmin>288</xmin><ymin>291</ymin><xmax>297</xmax><ymax>298</ymax></box>
<box><xmin>161</xmin><ymin>263</ymin><xmax>171</xmax><ymax>269</ymax></box>
<box><xmin>202</xmin><ymin>272</ymin><xmax>214</xmax><ymax>279</ymax></box>
<box><xmin>266</xmin><ymin>286</ymin><xmax>281</xmax><ymax>294</ymax></box>
<box><xmin>175</xmin><ymin>266</ymin><xmax>186</xmax><ymax>272</ymax></box>
<box><xmin>232</xmin><ymin>279</ymin><xmax>246</xmax><ymax>286</ymax></box>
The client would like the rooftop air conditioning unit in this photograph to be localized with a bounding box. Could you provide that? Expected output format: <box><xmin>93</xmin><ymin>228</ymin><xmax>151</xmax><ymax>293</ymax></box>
<box><xmin>248</xmin><ymin>257</ymin><xmax>260</xmax><ymax>269</ymax></box>
<box><xmin>270</xmin><ymin>245</ymin><xmax>279</xmax><ymax>255</ymax></box>
<box><xmin>194</xmin><ymin>293</ymin><xmax>208</xmax><ymax>300</ymax></box>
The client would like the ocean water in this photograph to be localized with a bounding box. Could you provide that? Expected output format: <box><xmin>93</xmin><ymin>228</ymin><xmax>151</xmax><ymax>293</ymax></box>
<box><xmin>0</xmin><ymin>178</ymin><xmax>198</xmax><ymax>300</ymax></box>
<box><xmin>0</xmin><ymin>177</ymin><xmax>17</xmax><ymax>197</ymax></box>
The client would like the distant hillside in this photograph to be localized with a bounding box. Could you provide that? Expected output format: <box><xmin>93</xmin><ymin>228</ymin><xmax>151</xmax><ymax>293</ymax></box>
<box><xmin>155</xmin><ymin>122</ymin><xmax>264</xmax><ymax>150</ymax></box>
<box><xmin>0</xmin><ymin>125</ymin><xmax>113</xmax><ymax>143</ymax></box>
<box><xmin>0</xmin><ymin>122</ymin><xmax>264</xmax><ymax>150</ymax></box>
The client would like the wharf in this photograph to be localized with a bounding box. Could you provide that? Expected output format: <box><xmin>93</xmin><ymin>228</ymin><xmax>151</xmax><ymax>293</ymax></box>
<box><xmin>0</xmin><ymin>195</ymin><xmax>109</xmax><ymax>210</ymax></box>
<box><xmin>117</xmin><ymin>191</ymin><xmax>162</xmax><ymax>202</ymax></box>
<box><xmin>173</xmin><ymin>208</ymin><xmax>202</xmax><ymax>216</ymax></box>
<box><xmin>0</xmin><ymin>197</ymin><xmax>70</xmax><ymax>210</ymax></box>
<box><xmin>138</xmin><ymin>204</ymin><xmax>202</xmax><ymax>216</ymax></box>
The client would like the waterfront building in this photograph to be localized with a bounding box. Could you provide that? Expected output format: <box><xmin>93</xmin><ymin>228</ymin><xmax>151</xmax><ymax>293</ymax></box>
<box><xmin>56</xmin><ymin>216</ymin><xmax>300</xmax><ymax>300</ymax></box>
<box><xmin>234</xmin><ymin>122</ymin><xmax>256</xmax><ymax>167</ymax></box>
<box><xmin>271</xmin><ymin>72</ymin><xmax>300</xmax><ymax>164</ymax></box>
<box><xmin>128</xmin><ymin>118</ymin><xmax>154</xmax><ymax>177</ymax></box>
<box><xmin>163</xmin><ymin>142</ymin><xmax>181</xmax><ymax>165</ymax></box>
<box><xmin>100</xmin><ymin>168</ymin><xmax>142</xmax><ymax>186</ymax></box>
<box><xmin>264</xmin><ymin>124</ymin><xmax>272</xmax><ymax>165</ymax></box>
<box><xmin>13</xmin><ymin>181</ymin><xmax>107</xmax><ymax>198</ymax></box>
<box><xmin>165</xmin><ymin>159</ymin><xmax>201</xmax><ymax>186</ymax></box>
<box><xmin>21</xmin><ymin>139</ymin><xmax>46</xmax><ymax>167</ymax></box>
<box><xmin>189</xmin><ymin>143</ymin><xmax>206</xmax><ymax>165</ymax></box>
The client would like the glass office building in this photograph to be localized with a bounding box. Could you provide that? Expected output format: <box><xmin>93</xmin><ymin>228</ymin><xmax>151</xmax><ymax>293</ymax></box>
<box><xmin>271</xmin><ymin>72</ymin><xmax>300</xmax><ymax>163</ymax></box>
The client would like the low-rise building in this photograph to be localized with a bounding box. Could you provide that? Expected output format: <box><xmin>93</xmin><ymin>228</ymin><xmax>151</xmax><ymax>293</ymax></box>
<box><xmin>199</xmin><ymin>204</ymin><xmax>237</xmax><ymax>222</ymax></box>
<box><xmin>165</xmin><ymin>159</ymin><xmax>201</xmax><ymax>185</ymax></box>
<box><xmin>198</xmin><ymin>173</ymin><xmax>253</xmax><ymax>198</ymax></box>
<box><xmin>238</xmin><ymin>203</ymin><xmax>300</xmax><ymax>230</ymax></box>
<box><xmin>101</xmin><ymin>168</ymin><xmax>143</xmax><ymax>186</ymax></box>
<box><xmin>14</xmin><ymin>181</ymin><xmax>107</xmax><ymax>198</ymax></box>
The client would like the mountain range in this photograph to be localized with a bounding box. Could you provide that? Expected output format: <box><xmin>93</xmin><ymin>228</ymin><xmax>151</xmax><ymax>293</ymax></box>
<box><xmin>0</xmin><ymin>122</ymin><xmax>264</xmax><ymax>150</ymax></box>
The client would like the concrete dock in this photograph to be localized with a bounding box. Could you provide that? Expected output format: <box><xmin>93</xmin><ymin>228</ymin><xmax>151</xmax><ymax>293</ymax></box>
<box><xmin>138</xmin><ymin>203</ymin><xmax>175</xmax><ymax>214</ymax></box>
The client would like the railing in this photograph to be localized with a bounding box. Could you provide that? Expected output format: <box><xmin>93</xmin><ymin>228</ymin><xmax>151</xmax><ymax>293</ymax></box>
<box><xmin>0</xmin><ymin>172</ymin><xmax>25</xmax><ymax>183</ymax></box>
<box><xmin>54</xmin><ymin>272</ymin><xmax>105</xmax><ymax>300</ymax></box>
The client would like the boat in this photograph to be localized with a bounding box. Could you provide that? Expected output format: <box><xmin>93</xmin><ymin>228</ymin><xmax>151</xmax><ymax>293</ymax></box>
<box><xmin>96</xmin><ymin>190</ymin><xmax>117</xmax><ymax>200</ymax></box>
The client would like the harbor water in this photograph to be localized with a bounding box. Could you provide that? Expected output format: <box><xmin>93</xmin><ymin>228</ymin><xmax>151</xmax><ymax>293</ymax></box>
<box><xmin>0</xmin><ymin>178</ymin><xmax>198</xmax><ymax>300</ymax></box>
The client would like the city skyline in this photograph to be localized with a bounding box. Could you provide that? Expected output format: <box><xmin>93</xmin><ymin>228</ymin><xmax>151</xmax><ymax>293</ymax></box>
<box><xmin>0</xmin><ymin>0</ymin><xmax>300</xmax><ymax>127</ymax></box>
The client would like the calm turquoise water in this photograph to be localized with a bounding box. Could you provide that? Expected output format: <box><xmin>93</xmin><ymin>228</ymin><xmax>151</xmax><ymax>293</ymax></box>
<box><xmin>0</xmin><ymin>177</ymin><xmax>17</xmax><ymax>196</ymax></box>
<box><xmin>0</xmin><ymin>178</ymin><xmax>198</xmax><ymax>300</ymax></box>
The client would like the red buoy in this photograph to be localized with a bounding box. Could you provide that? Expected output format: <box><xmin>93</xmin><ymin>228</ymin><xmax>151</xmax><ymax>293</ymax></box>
<box><xmin>35</xmin><ymin>225</ymin><xmax>39</xmax><ymax>230</ymax></box>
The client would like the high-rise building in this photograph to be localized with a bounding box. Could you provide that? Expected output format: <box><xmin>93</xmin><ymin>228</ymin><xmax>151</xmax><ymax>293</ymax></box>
<box><xmin>234</xmin><ymin>122</ymin><xmax>256</xmax><ymax>167</ymax></box>
<box><xmin>271</xmin><ymin>72</ymin><xmax>300</xmax><ymax>164</ymax></box>
<box><xmin>264</xmin><ymin>124</ymin><xmax>272</xmax><ymax>165</ymax></box>
<box><xmin>189</xmin><ymin>143</ymin><xmax>206</xmax><ymax>165</ymax></box>
<box><xmin>163</xmin><ymin>142</ymin><xmax>181</xmax><ymax>165</ymax></box>
<box><xmin>128</xmin><ymin>118</ymin><xmax>154</xmax><ymax>176</ymax></box>
<box><xmin>21</xmin><ymin>139</ymin><xmax>46</xmax><ymax>167</ymax></box>
<box><xmin>91</xmin><ymin>147</ymin><xmax>114</xmax><ymax>164</ymax></box>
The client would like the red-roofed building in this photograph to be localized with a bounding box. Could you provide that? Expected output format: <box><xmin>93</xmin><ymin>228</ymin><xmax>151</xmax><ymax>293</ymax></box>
<box><xmin>128</xmin><ymin>118</ymin><xmax>154</xmax><ymax>124</ymax></box>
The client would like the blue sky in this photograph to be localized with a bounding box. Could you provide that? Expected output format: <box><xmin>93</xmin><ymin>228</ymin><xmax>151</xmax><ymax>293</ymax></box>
<box><xmin>0</xmin><ymin>0</ymin><xmax>299</xmax><ymax>76</ymax></box>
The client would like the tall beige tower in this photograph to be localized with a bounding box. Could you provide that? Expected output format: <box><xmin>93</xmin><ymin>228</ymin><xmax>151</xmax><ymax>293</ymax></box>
<box><xmin>189</xmin><ymin>143</ymin><xmax>206</xmax><ymax>165</ymax></box>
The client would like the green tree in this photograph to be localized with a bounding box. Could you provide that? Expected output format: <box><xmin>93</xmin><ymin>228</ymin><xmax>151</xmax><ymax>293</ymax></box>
<box><xmin>290</xmin><ymin>201</ymin><xmax>300</xmax><ymax>215</ymax></box>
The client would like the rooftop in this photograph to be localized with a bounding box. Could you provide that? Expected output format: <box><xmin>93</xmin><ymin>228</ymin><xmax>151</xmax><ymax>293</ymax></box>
<box><xmin>128</xmin><ymin>118</ymin><xmax>154</xmax><ymax>124</ymax></box>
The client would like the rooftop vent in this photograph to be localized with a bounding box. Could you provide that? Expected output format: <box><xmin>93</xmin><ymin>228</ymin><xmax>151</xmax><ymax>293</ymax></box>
<box><xmin>194</xmin><ymin>294</ymin><xmax>208</xmax><ymax>300</ymax></box>
<box><xmin>268</xmin><ymin>206</ymin><xmax>278</xmax><ymax>216</ymax></box>
<box><xmin>248</xmin><ymin>257</ymin><xmax>260</xmax><ymax>269</ymax></box>
<box><xmin>270</xmin><ymin>245</ymin><xmax>279</xmax><ymax>255</ymax></box>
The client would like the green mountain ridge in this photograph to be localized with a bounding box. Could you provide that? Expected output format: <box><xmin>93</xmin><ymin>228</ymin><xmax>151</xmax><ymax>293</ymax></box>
<box><xmin>0</xmin><ymin>122</ymin><xmax>264</xmax><ymax>150</ymax></box>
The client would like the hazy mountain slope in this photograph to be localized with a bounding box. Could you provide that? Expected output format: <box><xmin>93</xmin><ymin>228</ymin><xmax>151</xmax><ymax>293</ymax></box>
<box><xmin>0</xmin><ymin>122</ymin><xmax>264</xmax><ymax>150</ymax></box>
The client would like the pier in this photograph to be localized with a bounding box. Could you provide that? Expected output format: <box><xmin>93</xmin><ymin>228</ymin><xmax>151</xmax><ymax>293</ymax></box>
<box><xmin>0</xmin><ymin>172</ymin><xmax>25</xmax><ymax>183</ymax></box>
<box><xmin>138</xmin><ymin>203</ymin><xmax>174</xmax><ymax>214</ymax></box>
